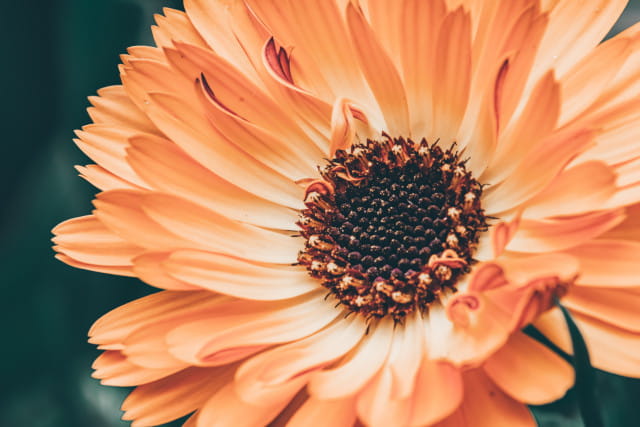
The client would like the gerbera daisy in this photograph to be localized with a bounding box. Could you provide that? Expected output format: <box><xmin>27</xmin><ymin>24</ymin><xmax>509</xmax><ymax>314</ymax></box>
<box><xmin>53</xmin><ymin>0</ymin><xmax>640</xmax><ymax>425</ymax></box>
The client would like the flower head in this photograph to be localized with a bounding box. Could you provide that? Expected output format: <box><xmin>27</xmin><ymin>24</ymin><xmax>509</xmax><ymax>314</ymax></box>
<box><xmin>53</xmin><ymin>0</ymin><xmax>640</xmax><ymax>426</ymax></box>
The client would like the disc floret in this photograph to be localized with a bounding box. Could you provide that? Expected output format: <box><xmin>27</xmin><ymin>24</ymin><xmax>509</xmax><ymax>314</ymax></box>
<box><xmin>298</xmin><ymin>136</ymin><xmax>488</xmax><ymax>320</ymax></box>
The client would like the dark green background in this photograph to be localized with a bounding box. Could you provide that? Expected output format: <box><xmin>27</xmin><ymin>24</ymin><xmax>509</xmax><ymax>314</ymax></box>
<box><xmin>1</xmin><ymin>1</ymin><xmax>638</xmax><ymax>426</ymax></box>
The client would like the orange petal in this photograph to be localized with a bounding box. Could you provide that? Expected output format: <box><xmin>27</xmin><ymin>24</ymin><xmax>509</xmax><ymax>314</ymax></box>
<box><xmin>54</xmin><ymin>253</ymin><xmax>135</xmax><ymax>277</ymax></box>
<box><xmin>563</xmin><ymin>286</ymin><xmax>640</xmax><ymax>333</ymax></box>
<box><xmin>483</xmin><ymin>126</ymin><xmax>595</xmax><ymax>215</ymax></box>
<box><xmin>346</xmin><ymin>2</ymin><xmax>410</xmax><ymax>136</ymax></box>
<box><xmin>151</xmin><ymin>7</ymin><xmax>208</xmax><ymax>51</ymax></box>
<box><xmin>124</xmin><ymin>69</ymin><xmax>304</xmax><ymax>208</ymax></box>
<box><xmin>131</xmin><ymin>252</ymin><xmax>199</xmax><ymax>290</ymax></box>
<box><xmin>483</xmin><ymin>331</ymin><xmax>574</xmax><ymax>405</ymax></box>
<box><xmin>329</xmin><ymin>98</ymin><xmax>359</xmax><ymax>157</ymax></box>
<box><xmin>52</xmin><ymin>215</ymin><xmax>144</xmax><ymax>268</ymax></box>
<box><xmin>566</xmin><ymin>239</ymin><xmax>640</xmax><ymax>288</ymax></box>
<box><xmin>287</xmin><ymin>396</ymin><xmax>356</xmax><ymax>427</ymax></box>
<box><xmin>308</xmin><ymin>318</ymin><xmax>394</xmax><ymax>399</ymax></box>
<box><xmin>234</xmin><ymin>317</ymin><xmax>366</xmax><ymax>405</ymax></box>
<box><xmin>140</xmin><ymin>193</ymin><xmax>303</xmax><ymax>264</ymax></box>
<box><xmin>431</xmin><ymin>7</ymin><xmax>472</xmax><ymax>143</ymax></box>
<box><xmin>407</xmin><ymin>360</ymin><xmax>463</xmax><ymax>426</ymax></box>
<box><xmin>122</xmin><ymin>319</ymin><xmax>197</xmax><ymax>370</ymax></box>
<box><xmin>92</xmin><ymin>351</ymin><xmax>182</xmax><ymax>387</ymax></box>
<box><xmin>434</xmin><ymin>369</ymin><xmax>535</xmax><ymax>427</ymax></box>
<box><xmin>506</xmin><ymin>209</ymin><xmax>625</xmax><ymax>252</ymax></box>
<box><xmin>166</xmin><ymin>291</ymin><xmax>338</xmax><ymax>366</ymax></box>
<box><xmin>399</xmin><ymin>0</ymin><xmax>447</xmax><ymax>138</ymax></box>
<box><xmin>495</xmin><ymin>11</ymin><xmax>548</xmax><ymax>131</ymax></box>
<box><xmin>558</xmin><ymin>37</ymin><xmax>631</xmax><ymax>126</ymax></box>
<box><xmin>385</xmin><ymin>310</ymin><xmax>425</xmax><ymax>399</ymax></box>
<box><xmin>532</xmin><ymin>0</ymin><xmax>628</xmax><ymax>79</ymax></box>
<box><xmin>88</xmin><ymin>290</ymin><xmax>219</xmax><ymax>348</ymax></box>
<box><xmin>167</xmin><ymin>38</ymin><xmax>325</xmax><ymax>155</ymax></box>
<box><xmin>522</xmin><ymin>161</ymin><xmax>617</xmax><ymax>219</ymax></box>
<box><xmin>482</xmin><ymin>71</ymin><xmax>560</xmax><ymax>186</ymax></box>
<box><xmin>245</xmin><ymin>0</ymin><xmax>375</xmax><ymax>107</ymax></box>
<box><xmin>195</xmin><ymin>75</ymin><xmax>322</xmax><ymax>180</ymax></box>
<box><xmin>437</xmin><ymin>292</ymin><xmax>513</xmax><ymax>364</ymax></box>
<box><xmin>356</xmin><ymin>368</ymin><xmax>413</xmax><ymax>427</ymax></box>
<box><xmin>196</xmin><ymin>381</ymin><xmax>302</xmax><ymax>427</ymax></box>
<box><xmin>573</xmin><ymin>99</ymin><xmax>640</xmax><ymax>167</ymax></box>
<box><xmin>122</xmin><ymin>366</ymin><xmax>231</xmax><ymax>427</ymax></box>
<box><xmin>163</xmin><ymin>249</ymin><xmax>319</xmax><ymax>300</ymax></box>
<box><xmin>441</xmin><ymin>254</ymin><xmax>578</xmax><ymax>364</ymax></box>
<box><xmin>573</xmin><ymin>312</ymin><xmax>640</xmax><ymax>378</ymax></box>
<box><xmin>87</xmin><ymin>85</ymin><xmax>159</xmax><ymax>136</ymax></box>
<box><xmin>93</xmin><ymin>190</ymin><xmax>198</xmax><ymax>251</ymax></box>
<box><xmin>75</xmin><ymin>164</ymin><xmax>140</xmax><ymax>191</ymax></box>
<box><xmin>603</xmin><ymin>203</ymin><xmax>640</xmax><ymax>241</ymax></box>
<box><xmin>126</xmin><ymin>133</ymin><xmax>299</xmax><ymax>230</ymax></box>
<box><xmin>183</xmin><ymin>0</ymin><xmax>261</xmax><ymax>83</ymax></box>
<box><xmin>74</xmin><ymin>124</ymin><xmax>149</xmax><ymax>188</ymax></box>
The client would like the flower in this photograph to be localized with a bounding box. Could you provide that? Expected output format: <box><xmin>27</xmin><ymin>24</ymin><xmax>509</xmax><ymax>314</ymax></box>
<box><xmin>52</xmin><ymin>0</ymin><xmax>640</xmax><ymax>426</ymax></box>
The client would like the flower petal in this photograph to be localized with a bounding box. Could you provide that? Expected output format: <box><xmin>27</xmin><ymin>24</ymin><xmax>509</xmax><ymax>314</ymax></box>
<box><xmin>183</xmin><ymin>0</ymin><xmax>261</xmax><ymax>82</ymax></box>
<box><xmin>482</xmin><ymin>71</ymin><xmax>560</xmax><ymax>186</ymax></box>
<box><xmin>407</xmin><ymin>360</ymin><xmax>463</xmax><ymax>426</ymax></box>
<box><xmin>558</xmin><ymin>36</ymin><xmax>631</xmax><ymax>126</ymax></box>
<box><xmin>356</xmin><ymin>368</ymin><xmax>413</xmax><ymax>427</ymax></box>
<box><xmin>506</xmin><ymin>209</ymin><xmax>625</xmax><ymax>252</ymax></box>
<box><xmin>346</xmin><ymin>2</ymin><xmax>410</xmax><ymax>136</ymax></box>
<box><xmin>131</xmin><ymin>252</ymin><xmax>199</xmax><ymax>290</ymax></box>
<box><xmin>126</xmin><ymin>133</ymin><xmax>299</xmax><ymax>230</ymax></box>
<box><xmin>287</xmin><ymin>396</ymin><xmax>356</xmax><ymax>427</ymax></box>
<box><xmin>533</xmin><ymin>0</ymin><xmax>628</xmax><ymax>79</ymax></box>
<box><xmin>574</xmin><ymin>312</ymin><xmax>640</xmax><ymax>378</ymax></box>
<box><xmin>166</xmin><ymin>291</ymin><xmax>338</xmax><ymax>366</ymax></box>
<box><xmin>93</xmin><ymin>190</ymin><xmax>197</xmax><ymax>251</ymax></box>
<box><xmin>140</xmin><ymin>193</ymin><xmax>303</xmax><ymax>264</ymax></box>
<box><xmin>434</xmin><ymin>369</ymin><xmax>535</xmax><ymax>427</ymax></box>
<box><xmin>87</xmin><ymin>85</ymin><xmax>159</xmax><ymax>136</ymax></box>
<box><xmin>122</xmin><ymin>60</ymin><xmax>304</xmax><ymax>208</ymax></box>
<box><xmin>151</xmin><ymin>7</ymin><xmax>209</xmax><ymax>51</ymax></box>
<box><xmin>75</xmin><ymin>164</ymin><xmax>140</xmax><ymax>191</ymax></box>
<box><xmin>563</xmin><ymin>286</ymin><xmax>640</xmax><ymax>333</ymax></box>
<box><xmin>92</xmin><ymin>351</ymin><xmax>182</xmax><ymax>387</ymax></box>
<box><xmin>398</xmin><ymin>0</ymin><xmax>447</xmax><ymax>139</ymax></box>
<box><xmin>483</xmin><ymin>331</ymin><xmax>574</xmax><ymax>405</ymax></box>
<box><xmin>197</xmin><ymin>381</ymin><xmax>302</xmax><ymax>427</ymax></box>
<box><xmin>431</xmin><ymin>6</ymin><xmax>472</xmax><ymax>144</ymax></box>
<box><xmin>74</xmin><ymin>124</ymin><xmax>150</xmax><ymax>188</ymax></box>
<box><xmin>52</xmin><ymin>215</ymin><xmax>144</xmax><ymax>268</ymax></box>
<box><xmin>245</xmin><ymin>0</ymin><xmax>376</xmax><ymax>107</ymax></box>
<box><xmin>89</xmin><ymin>291</ymin><xmax>220</xmax><ymax>349</ymax></box>
<box><xmin>122</xmin><ymin>366</ymin><xmax>231</xmax><ymax>427</ymax></box>
<box><xmin>234</xmin><ymin>317</ymin><xmax>366</xmax><ymax>405</ymax></box>
<box><xmin>308</xmin><ymin>318</ymin><xmax>395</xmax><ymax>399</ymax></box>
<box><xmin>522</xmin><ymin>161</ymin><xmax>617</xmax><ymax>219</ymax></box>
<box><xmin>603</xmin><ymin>203</ymin><xmax>640</xmax><ymax>241</ymax></box>
<box><xmin>163</xmin><ymin>249</ymin><xmax>318</xmax><ymax>300</ymax></box>
<box><xmin>565</xmin><ymin>239</ymin><xmax>640</xmax><ymax>287</ymax></box>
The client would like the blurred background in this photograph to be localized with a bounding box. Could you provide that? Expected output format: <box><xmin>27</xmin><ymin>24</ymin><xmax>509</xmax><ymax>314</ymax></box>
<box><xmin>0</xmin><ymin>1</ymin><xmax>638</xmax><ymax>426</ymax></box>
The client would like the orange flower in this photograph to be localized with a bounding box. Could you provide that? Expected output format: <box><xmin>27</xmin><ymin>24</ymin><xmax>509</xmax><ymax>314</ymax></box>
<box><xmin>52</xmin><ymin>1</ymin><xmax>639</xmax><ymax>426</ymax></box>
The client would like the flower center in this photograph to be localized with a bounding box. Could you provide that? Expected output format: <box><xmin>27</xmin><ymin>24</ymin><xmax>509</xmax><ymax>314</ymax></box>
<box><xmin>298</xmin><ymin>136</ymin><xmax>488</xmax><ymax>320</ymax></box>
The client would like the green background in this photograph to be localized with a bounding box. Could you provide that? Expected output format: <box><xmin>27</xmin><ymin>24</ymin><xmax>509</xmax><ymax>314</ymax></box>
<box><xmin>1</xmin><ymin>1</ymin><xmax>638</xmax><ymax>426</ymax></box>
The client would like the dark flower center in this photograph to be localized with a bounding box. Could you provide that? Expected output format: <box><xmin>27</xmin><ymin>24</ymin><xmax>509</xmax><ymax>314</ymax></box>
<box><xmin>298</xmin><ymin>136</ymin><xmax>488</xmax><ymax>320</ymax></box>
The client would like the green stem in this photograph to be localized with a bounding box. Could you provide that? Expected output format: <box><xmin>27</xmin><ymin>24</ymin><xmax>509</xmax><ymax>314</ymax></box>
<box><xmin>555</xmin><ymin>298</ymin><xmax>604</xmax><ymax>427</ymax></box>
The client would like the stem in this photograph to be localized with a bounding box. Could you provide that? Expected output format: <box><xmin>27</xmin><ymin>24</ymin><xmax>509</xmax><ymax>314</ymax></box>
<box><xmin>555</xmin><ymin>298</ymin><xmax>604</xmax><ymax>427</ymax></box>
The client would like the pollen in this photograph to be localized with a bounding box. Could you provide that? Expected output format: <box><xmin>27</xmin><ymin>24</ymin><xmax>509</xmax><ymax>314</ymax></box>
<box><xmin>298</xmin><ymin>136</ymin><xmax>488</xmax><ymax>320</ymax></box>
